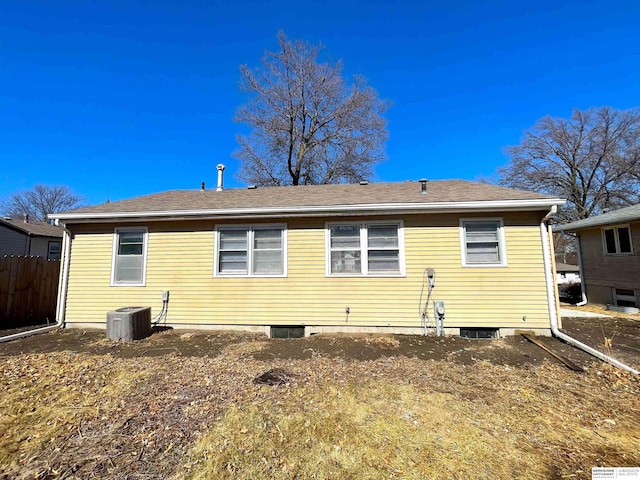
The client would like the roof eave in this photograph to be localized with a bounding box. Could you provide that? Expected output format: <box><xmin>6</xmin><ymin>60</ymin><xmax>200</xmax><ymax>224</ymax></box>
<box><xmin>50</xmin><ymin>198</ymin><xmax>566</xmax><ymax>224</ymax></box>
<box><xmin>0</xmin><ymin>220</ymin><xmax>61</xmax><ymax>237</ymax></box>
<box><xmin>556</xmin><ymin>217</ymin><xmax>640</xmax><ymax>232</ymax></box>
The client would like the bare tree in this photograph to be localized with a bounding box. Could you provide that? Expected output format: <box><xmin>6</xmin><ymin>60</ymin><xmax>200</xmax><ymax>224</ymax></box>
<box><xmin>234</xmin><ymin>32</ymin><xmax>391</xmax><ymax>186</ymax></box>
<box><xmin>1</xmin><ymin>185</ymin><xmax>83</xmax><ymax>222</ymax></box>
<box><xmin>498</xmin><ymin>107</ymin><xmax>640</xmax><ymax>222</ymax></box>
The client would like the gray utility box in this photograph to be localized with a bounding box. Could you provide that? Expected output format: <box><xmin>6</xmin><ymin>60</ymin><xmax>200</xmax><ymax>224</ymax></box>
<box><xmin>106</xmin><ymin>306</ymin><xmax>152</xmax><ymax>341</ymax></box>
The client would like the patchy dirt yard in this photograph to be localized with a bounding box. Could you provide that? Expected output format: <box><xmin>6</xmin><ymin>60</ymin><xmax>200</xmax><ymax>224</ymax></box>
<box><xmin>0</xmin><ymin>316</ymin><xmax>638</xmax><ymax>479</ymax></box>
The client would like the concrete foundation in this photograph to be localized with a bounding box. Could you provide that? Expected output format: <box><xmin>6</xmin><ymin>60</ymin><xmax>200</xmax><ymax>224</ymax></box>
<box><xmin>65</xmin><ymin>322</ymin><xmax>553</xmax><ymax>338</ymax></box>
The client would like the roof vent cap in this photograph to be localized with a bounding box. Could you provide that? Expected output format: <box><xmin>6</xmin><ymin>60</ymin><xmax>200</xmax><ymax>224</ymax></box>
<box><xmin>247</xmin><ymin>185</ymin><xmax>257</xmax><ymax>189</ymax></box>
<box><xmin>359</xmin><ymin>180</ymin><xmax>369</xmax><ymax>186</ymax></box>
<box><xmin>419</xmin><ymin>179</ymin><xmax>428</xmax><ymax>194</ymax></box>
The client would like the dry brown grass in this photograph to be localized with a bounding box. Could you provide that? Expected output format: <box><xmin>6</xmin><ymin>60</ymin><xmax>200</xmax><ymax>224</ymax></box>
<box><xmin>1</xmin><ymin>339</ymin><xmax>638</xmax><ymax>479</ymax></box>
<box><xmin>0</xmin><ymin>353</ymin><xmax>147</xmax><ymax>475</ymax></box>
<box><xmin>181</xmin><ymin>360</ymin><xmax>640</xmax><ymax>480</ymax></box>
<box><xmin>562</xmin><ymin>303</ymin><xmax>640</xmax><ymax>321</ymax></box>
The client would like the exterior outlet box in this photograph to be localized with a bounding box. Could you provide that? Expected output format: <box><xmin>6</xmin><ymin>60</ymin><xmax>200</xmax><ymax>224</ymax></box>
<box><xmin>162</xmin><ymin>290</ymin><xmax>170</xmax><ymax>301</ymax></box>
<box><xmin>106</xmin><ymin>306</ymin><xmax>152</xmax><ymax>342</ymax></box>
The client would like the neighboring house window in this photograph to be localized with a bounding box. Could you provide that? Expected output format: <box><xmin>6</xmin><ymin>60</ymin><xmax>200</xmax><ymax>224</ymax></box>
<box><xmin>47</xmin><ymin>241</ymin><xmax>62</xmax><ymax>260</ymax></box>
<box><xmin>111</xmin><ymin>228</ymin><xmax>148</xmax><ymax>286</ymax></box>
<box><xmin>602</xmin><ymin>225</ymin><xmax>633</xmax><ymax>255</ymax></box>
<box><xmin>612</xmin><ymin>288</ymin><xmax>637</xmax><ymax>308</ymax></box>
<box><xmin>460</xmin><ymin>219</ymin><xmax>506</xmax><ymax>267</ymax></box>
<box><xmin>326</xmin><ymin>222</ymin><xmax>404</xmax><ymax>276</ymax></box>
<box><xmin>215</xmin><ymin>225</ymin><xmax>286</xmax><ymax>276</ymax></box>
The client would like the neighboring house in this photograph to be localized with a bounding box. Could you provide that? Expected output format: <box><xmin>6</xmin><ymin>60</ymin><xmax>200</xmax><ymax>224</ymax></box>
<box><xmin>556</xmin><ymin>205</ymin><xmax>640</xmax><ymax>309</ymax></box>
<box><xmin>0</xmin><ymin>216</ymin><xmax>63</xmax><ymax>260</ymax></box>
<box><xmin>556</xmin><ymin>263</ymin><xmax>581</xmax><ymax>284</ymax></box>
<box><xmin>50</xmin><ymin>179</ymin><xmax>565</xmax><ymax>337</ymax></box>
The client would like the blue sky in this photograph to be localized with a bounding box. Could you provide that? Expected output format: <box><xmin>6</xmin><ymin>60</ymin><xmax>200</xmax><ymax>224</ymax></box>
<box><xmin>1</xmin><ymin>0</ymin><xmax>638</xmax><ymax>207</ymax></box>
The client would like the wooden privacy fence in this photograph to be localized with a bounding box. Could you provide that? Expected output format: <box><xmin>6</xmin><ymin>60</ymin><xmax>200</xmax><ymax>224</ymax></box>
<box><xmin>0</xmin><ymin>256</ymin><xmax>60</xmax><ymax>328</ymax></box>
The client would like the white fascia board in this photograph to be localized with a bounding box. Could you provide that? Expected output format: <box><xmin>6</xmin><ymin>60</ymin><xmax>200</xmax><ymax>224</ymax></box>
<box><xmin>50</xmin><ymin>198</ymin><xmax>566</xmax><ymax>223</ymax></box>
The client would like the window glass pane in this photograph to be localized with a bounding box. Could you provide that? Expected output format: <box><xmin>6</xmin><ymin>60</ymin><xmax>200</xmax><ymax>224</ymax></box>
<box><xmin>367</xmin><ymin>226</ymin><xmax>398</xmax><ymax>248</ymax></box>
<box><xmin>465</xmin><ymin>222</ymin><xmax>499</xmax><ymax>243</ymax></box>
<box><xmin>114</xmin><ymin>255</ymin><xmax>143</xmax><ymax>283</ymax></box>
<box><xmin>330</xmin><ymin>225</ymin><xmax>360</xmax><ymax>249</ymax></box>
<box><xmin>618</xmin><ymin>227</ymin><xmax>632</xmax><ymax>253</ymax></box>
<box><xmin>220</xmin><ymin>229</ymin><xmax>247</xmax><ymax>250</ymax></box>
<box><xmin>118</xmin><ymin>232</ymin><xmax>144</xmax><ymax>255</ymax></box>
<box><xmin>219</xmin><ymin>251</ymin><xmax>247</xmax><ymax>273</ymax></box>
<box><xmin>368</xmin><ymin>250</ymin><xmax>400</xmax><ymax>272</ymax></box>
<box><xmin>331</xmin><ymin>251</ymin><xmax>361</xmax><ymax>273</ymax></box>
<box><xmin>254</xmin><ymin>229</ymin><xmax>282</xmax><ymax>250</ymax></box>
<box><xmin>254</xmin><ymin>250</ymin><xmax>283</xmax><ymax>274</ymax></box>
<box><xmin>464</xmin><ymin>222</ymin><xmax>501</xmax><ymax>264</ymax></box>
<box><xmin>604</xmin><ymin>229</ymin><xmax>617</xmax><ymax>254</ymax></box>
<box><xmin>466</xmin><ymin>243</ymin><xmax>500</xmax><ymax>263</ymax></box>
<box><xmin>48</xmin><ymin>242</ymin><xmax>61</xmax><ymax>260</ymax></box>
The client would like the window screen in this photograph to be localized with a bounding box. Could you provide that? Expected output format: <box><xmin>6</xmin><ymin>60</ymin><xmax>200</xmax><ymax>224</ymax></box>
<box><xmin>328</xmin><ymin>223</ymin><xmax>401</xmax><ymax>275</ymax></box>
<box><xmin>113</xmin><ymin>229</ymin><xmax>146</xmax><ymax>285</ymax></box>
<box><xmin>216</xmin><ymin>226</ymin><xmax>285</xmax><ymax>276</ymax></box>
<box><xmin>463</xmin><ymin>221</ymin><xmax>503</xmax><ymax>265</ymax></box>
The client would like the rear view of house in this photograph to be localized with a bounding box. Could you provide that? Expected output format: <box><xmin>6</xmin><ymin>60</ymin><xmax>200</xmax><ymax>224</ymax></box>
<box><xmin>557</xmin><ymin>204</ymin><xmax>640</xmax><ymax>310</ymax></box>
<box><xmin>50</xmin><ymin>179</ymin><xmax>565</xmax><ymax>337</ymax></box>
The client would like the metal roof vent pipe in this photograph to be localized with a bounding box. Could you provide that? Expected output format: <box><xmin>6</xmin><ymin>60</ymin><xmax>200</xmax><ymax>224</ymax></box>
<box><xmin>419</xmin><ymin>179</ymin><xmax>428</xmax><ymax>194</ymax></box>
<box><xmin>216</xmin><ymin>164</ymin><xmax>225</xmax><ymax>191</ymax></box>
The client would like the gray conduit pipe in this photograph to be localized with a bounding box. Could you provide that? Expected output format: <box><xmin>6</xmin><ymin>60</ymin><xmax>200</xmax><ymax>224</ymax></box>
<box><xmin>0</xmin><ymin>228</ymin><xmax>71</xmax><ymax>344</ymax></box>
<box><xmin>541</xmin><ymin>207</ymin><xmax>638</xmax><ymax>375</ymax></box>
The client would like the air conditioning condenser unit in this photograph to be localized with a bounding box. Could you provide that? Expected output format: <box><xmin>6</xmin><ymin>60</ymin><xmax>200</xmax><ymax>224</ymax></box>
<box><xmin>106</xmin><ymin>306</ymin><xmax>152</xmax><ymax>341</ymax></box>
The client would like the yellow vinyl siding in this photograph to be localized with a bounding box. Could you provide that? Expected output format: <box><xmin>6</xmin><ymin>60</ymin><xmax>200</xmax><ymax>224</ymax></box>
<box><xmin>63</xmin><ymin>212</ymin><xmax>552</xmax><ymax>330</ymax></box>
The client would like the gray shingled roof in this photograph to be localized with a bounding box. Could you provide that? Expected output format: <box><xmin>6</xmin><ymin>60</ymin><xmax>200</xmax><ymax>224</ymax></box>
<box><xmin>555</xmin><ymin>204</ymin><xmax>640</xmax><ymax>232</ymax></box>
<box><xmin>51</xmin><ymin>180</ymin><xmax>564</xmax><ymax>221</ymax></box>
<box><xmin>0</xmin><ymin>217</ymin><xmax>63</xmax><ymax>237</ymax></box>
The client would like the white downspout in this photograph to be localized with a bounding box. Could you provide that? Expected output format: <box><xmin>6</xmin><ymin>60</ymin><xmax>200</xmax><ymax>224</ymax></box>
<box><xmin>540</xmin><ymin>207</ymin><xmax>638</xmax><ymax>374</ymax></box>
<box><xmin>574</xmin><ymin>235</ymin><xmax>588</xmax><ymax>306</ymax></box>
<box><xmin>0</xmin><ymin>227</ymin><xmax>71</xmax><ymax>343</ymax></box>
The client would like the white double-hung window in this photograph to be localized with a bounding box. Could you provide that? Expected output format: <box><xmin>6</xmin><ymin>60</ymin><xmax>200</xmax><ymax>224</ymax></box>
<box><xmin>326</xmin><ymin>221</ymin><xmax>404</xmax><ymax>276</ymax></box>
<box><xmin>460</xmin><ymin>219</ymin><xmax>506</xmax><ymax>267</ymax></box>
<box><xmin>603</xmin><ymin>225</ymin><xmax>633</xmax><ymax>255</ymax></box>
<box><xmin>111</xmin><ymin>227</ymin><xmax>148</xmax><ymax>286</ymax></box>
<box><xmin>216</xmin><ymin>225</ymin><xmax>286</xmax><ymax>276</ymax></box>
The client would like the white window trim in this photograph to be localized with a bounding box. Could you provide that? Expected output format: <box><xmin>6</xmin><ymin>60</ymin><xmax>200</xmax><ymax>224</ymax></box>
<box><xmin>459</xmin><ymin>218</ymin><xmax>507</xmax><ymax>268</ymax></box>
<box><xmin>602</xmin><ymin>224</ymin><xmax>633</xmax><ymax>255</ymax></box>
<box><xmin>214</xmin><ymin>224</ymin><xmax>287</xmax><ymax>278</ymax></box>
<box><xmin>325</xmin><ymin>220</ymin><xmax>406</xmax><ymax>277</ymax></box>
<box><xmin>110</xmin><ymin>227</ymin><xmax>149</xmax><ymax>287</ymax></box>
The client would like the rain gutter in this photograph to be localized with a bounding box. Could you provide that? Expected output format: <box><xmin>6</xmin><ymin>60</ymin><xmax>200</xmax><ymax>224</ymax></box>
<box><xmin>49</xmin><ymin>198</ymin><xmax>566</xmax><ymax>223</ymax></box>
